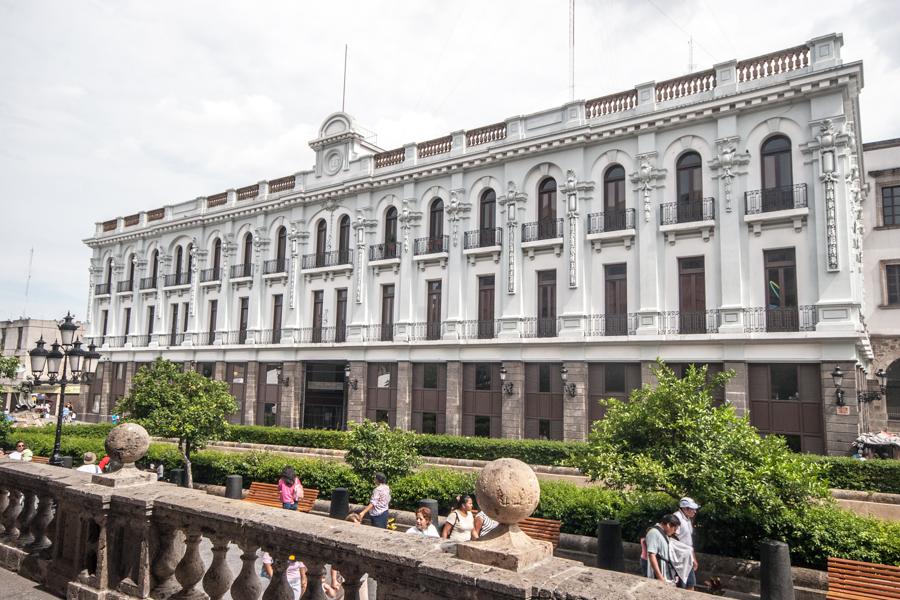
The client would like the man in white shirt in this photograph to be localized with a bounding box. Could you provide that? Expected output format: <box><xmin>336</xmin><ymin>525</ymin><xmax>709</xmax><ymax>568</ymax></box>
<box><xmin>674</xmin><ymin>497</ymin><xmax>700</xmax><ymax>590</ymax></box>
<box><xmin>76</xmin><ymin>452</ymin><xmax>103</xmax><ymax>474</ymax></box>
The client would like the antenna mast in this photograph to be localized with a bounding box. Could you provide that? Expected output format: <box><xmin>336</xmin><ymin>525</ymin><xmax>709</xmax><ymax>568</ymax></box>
<box><xmin>688</xmin><ymin>36</ymin><xmax>695</xmax><ymax>72</ymax></box>
<box><xmin>568</xmin><ymin>0</ymin><xmax>575</xmax><ymax>102</ymax></box>
<box><xmin>22</xmin><ymin>247</ymin><xmax>33</xmax><ymax>318</ymax></box>
<box><xmin>342</xmin><ymin>44</ymin><xmax>348</xmax><ymax>112</ymax></box>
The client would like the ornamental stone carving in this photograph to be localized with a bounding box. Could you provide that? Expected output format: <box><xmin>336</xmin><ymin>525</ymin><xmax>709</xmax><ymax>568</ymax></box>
<box><xmin>630</xmin><ymin>153</ymin><xmax>665</xmax><ymax>223</ymax></box>
<box><xmin>709</xmin><ymin>137</ymin><xmax>750</xmax><ymax>213</ymax></box>
<box><xmin>817</xmin><ymin>119</ymin><xmax>840</xmax><ymax>272</ymax></box>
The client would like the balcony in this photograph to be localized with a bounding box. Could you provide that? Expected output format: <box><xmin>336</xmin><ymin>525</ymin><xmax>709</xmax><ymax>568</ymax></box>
<box><xmin>163</xmin><ymin>272</ymin><xmax>191</xmax><ymax>288</ymax></box>
<box><xmin>263</xmin><ymin>258</ymin><xmax>288</xmax><ymax>276</ymax></box>
<box><xmin>583</xmin><ymin>313</ymin><xmax>638</xmax><ymax>336</ymax></box>
<box><xmin>199</xmin><ymin>267</ymin><xmax>221</xmax><ymax>284</ymax></box>
<box><xmin>459</xmin><ymin>319</ymin><xmax>500</xmax><ymax>340</ymax></box>
<box><xmin>301</xmin><ymin>251</ymin><xmax>353</xmax><ymax>281</ymax></box>
<box><xmin>463</xmin><ymin>228</ymin><xmax>502</xmax><ymax>264</ymax></box>
<box><xmin>521</xmin><ymin>317</ymin><xmax>561</xmax><ymax>338</ymax></box>
<box><xmin>521</xmin><ymin>218</ymin><xmax>564</xmax><ymax>258</ymax></box>
<box><xmin>744</xmin><ymin>184</ymin><xmax>809</xmax><ymax>235</ymax></box>
<box><xmin>410</xmin><ymin>321</ymin><xmax>444</xmax><ymax>341</ymax></box>
<box><xmin>368</xmin><ymin>323</ymin><xmax>396</xmax><ymax>342</ymax></box>
<box><xmin>230</xmin><ymin>263</ymin><xmax>254</xmax><ymax>279</ymax></box>
<box><xmin>94</xmin><ymin>283</ymin><xmax>110</xmax><ymax>296</ymax></box>
<box><xmin>157</xmin><ymin>333</ymin><xmax>185</xmax><ymax>346</ymax></box>
<box><xmin>369</xmin><ymin>242</ymin><xmax>400</xmax><ymax>262</ymax></box>
<box><xmin>105</xmin><ymin>336</ymin><xmax>126</xmax><ymax>348</ymax></box>
<box><xmin>298</xmin><ymin>326</ymin><xmax>335</xmax><ymax>344</ymax></box>
<box><xmin>659</xmin><ymin>197</ymin><xmax>715</xmax><ymax>244</ymax></box>
<box><xmin>116</xmin><ymin>280</ymin><xmax>134</xmax><ymax>293</ymax></box>
<box><xmin>414</xmin><ymin>235</ymin><xmax>449</xmax><ymax>256</ymax></box>
<box><xmin>194</xmin><ymin>331</ymin><xmax>216</xmax><ymax>345</ymax></box>
<box><xmin>139</xmin><ymin>276</ymin><xmax>157</xmax><ymax>291</ymax></box>
<box><xmin>744</xmin><ymin>306</ymin><xmax>818</xmax><ymax>333</ymax></box>
<box><xmin>131</xmin><ymin>334</ymin><xmax>149</xmax><ymax>347</ymax></box>
<box><xmin>221</xmin><ymin>329</ymin><xmax>249</xmax><ymax>344</ymax></box>
<box><xmin>256</xmin><ymin>328</ymin><xmax>281</xmax><ymax>344</ymax></box>
<box><xmin>586</xmin><ymin>209</ymin><xmax>635</xmax><ymax>251</ymax></box>
<box><xmin>659</xmin><ymin>310</ymin><xmax>721</xmax><ymax>334</ymax></box>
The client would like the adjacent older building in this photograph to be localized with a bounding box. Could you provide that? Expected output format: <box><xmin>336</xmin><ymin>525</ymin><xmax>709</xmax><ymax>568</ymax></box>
<box><xmin>80</xmin><ymin>33</ymin><xmax>875</xmax><ymax>454</ymax></box>
<box><xmin>862</xmin><ymin>138</ymin><xmax>900</xmax><ymax>429</ymax></box>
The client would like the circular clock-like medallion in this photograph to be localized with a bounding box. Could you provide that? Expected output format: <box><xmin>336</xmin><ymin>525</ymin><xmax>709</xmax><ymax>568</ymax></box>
<box><xmin>325</xmin><ymin>151</ymin><xmax>343</xmax><ymax>175</ymax></box>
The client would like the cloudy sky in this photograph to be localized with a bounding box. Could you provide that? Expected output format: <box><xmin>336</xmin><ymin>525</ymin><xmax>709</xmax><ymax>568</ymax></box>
<box><xmin>1</xmin><ymin>0</ymin><xmax>898</xmax><ymax>323</ymax></box>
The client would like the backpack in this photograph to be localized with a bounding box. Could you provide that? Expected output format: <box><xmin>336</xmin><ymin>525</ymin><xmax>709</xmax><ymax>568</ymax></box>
<box><xmin>645</xmin><ymin>525</ymin><xmax>675</xmax><ymax>580</ymax></box>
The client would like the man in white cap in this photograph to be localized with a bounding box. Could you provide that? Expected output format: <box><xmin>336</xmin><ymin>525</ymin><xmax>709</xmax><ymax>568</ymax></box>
<box><xmin>675</xmin><ymin>497</ymin><xmax>700</xmax><ymax>590</ymax></box>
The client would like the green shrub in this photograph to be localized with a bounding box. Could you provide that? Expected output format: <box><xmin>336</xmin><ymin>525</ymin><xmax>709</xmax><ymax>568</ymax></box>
<box><xmin>809</xmin><ymin>456</ymin><xmax>900</xmax><ymax>495</ymax></box>
<box><xmin>390</xmin><ymin>468</ymin><xmax>477</xmax><ymax>514</ymax></box>
<box><xmin>221</xmin><ymin>425</ymin><xmax>351</xmax><ymax>450</ymax></box>
<box><xmin>345</xmin><ymin>420</ymin><xmax>420</xmax><ymax>483</ymax></box>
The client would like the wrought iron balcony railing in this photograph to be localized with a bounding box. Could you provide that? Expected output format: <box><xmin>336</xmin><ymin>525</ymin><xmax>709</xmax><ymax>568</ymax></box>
<box><xmin>263</xmin><ymin>258</ymin><xmax>287</xmax><ymax>275</ymax></box>
<box><xmin>200</xmin><ymin>267</ymin><xmax>221</xmax><ymax>283</ymax></box>
<box><xmin>94</xmin><ymin>283</ymin><xmax>110</xmax><ymax>295</ymax></box>
<box><xmin>139</xmin><ymin>276</ymin><xmax>157</xmax><ymax>290</ymax></box>
<box><xmin>587</xmin><ymin>209</ymin><xmax>635</xmax><ymax>234</ymax></box>
<box><xmin>459</xmin><ymin>319</ymin><xmax>501</xmax><ymax>339</ymax></box>
<box><xmin>414</xmin><ymin>236</ymin><xmax>449</xmax><ymax>255</ymax></box>
<box><xmin>659</xmin><ymin>197</ymin><xmax>715</xmax><ymax>225</ymax></box>
<box><xmin>369</xmin><ymin>242</ymin><xmax>400</xmax><ymax>261</ymax></box>
<box><xmin>521</xmin><ymin>317</ymin><xmax>560</xmax><ymax>338</ymax></box>
<box><xmin>745</xmin><ymin>183</ymin><xmax>808</xmax><ymax>214</ymax></box>
<box><xmin>659</xmin><ymin>310</ymin><xmax>721</xmax><ymax>334</ymax></box>
<box><xmin>521</xmin><ymin>218</ymin><xmax>564</xmax><ymax>242</ymax></box>
<box><xmin>583</xmin><ymin>313</ymin><xmax>638</xmax><ymax>336</ymax></box>
<box><xmin>163</xmin><ymin>272</ymin><xmax>191</xmax><ymax>287</ymax></box>
<box><xmin>116</xmin><ymin>280</ymin><xmax>134</xmax><ymax>293</ymax></box>
<box><xmin>230</xmin><ymin>264</ymin><xmax>254</xmax><ymax>279</ymax></box>
<box><xmin>463</xmin><ymin>228</ymin><xmax>502</xmax><ymax>249</ymax></box>
<box><xmin>744</xmin><ymin>305</ymin><xmax>817</xmax><ymax>333</ymax></box>
<box><xmin>302</xmin><ymin>250</ymin><xmax>352</xmax><ymax>269</ymax></box>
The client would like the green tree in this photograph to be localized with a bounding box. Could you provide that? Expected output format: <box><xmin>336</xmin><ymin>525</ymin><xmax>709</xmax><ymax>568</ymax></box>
<box><xmin>0</xmin><ymin>356</ymin><xmax>20</xmax><ymax>379</ymax></box>
<box><xmin>345</xmin><ymin>419</ymin><xmax>420</xmax><ymax>484</ymax></box>
<box><xmin>569</xmin><ymin>360</ymin><xmax>829</xmax><ymax>556</ymax></box>
<box><xmin>115</xmin><ymin>358</ymin><xmax>237</xmax><ymax>488</ymax></box>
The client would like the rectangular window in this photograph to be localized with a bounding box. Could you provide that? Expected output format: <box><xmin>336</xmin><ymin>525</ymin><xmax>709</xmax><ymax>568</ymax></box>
<box><xmin>539</xmin><ymin>363</ymin><xmax>551</xmax><ymax>393</ymax></box>
<box><xmin>475</xmin><ymin>364</ymin><xmax>492</xmax><ymax>390</ymax></box>
<box><xmin>423</xmin><ymin>363</ymin><xmax>438</xmax><ymax>389</ymax></box>
<box><xmin>538</xmin><ymin>419</ymin><xmax>551</xmax><ymax>440</ymax></box>
<box><xmin>377</xmin><ymin>364</ymin><xmax>392</xmax><ymax>388</ymax></box>
<box><xmin>375</xmin><ymin>409</ymin><xmax>389</xmax><ymax>424</ymax></box>
<box><xmin>335</xmin><ymin>288</ymin><xmax>348</xmax><ymax>343</ymax></box>
<box><xmin>147</xmin><ymin>305</ymin><xmax>155</xmax><ymax>336</ymax></box>
<box><xmin>312</xmin><ymin>290</ymin><xmax>324</xmax><ymax>342</ymax></box>
<box><xmin>537</xmin><ymin>270</ymin><xmax>557</xmax><ymax>337</ymax></box>
<box><xmin>886</xmin><ymin>264</ymin><xmax>900</xmax><ymax>306</ymax></box>
<box><xmin>478</xmin><ymin>275</ymin><xmax>495</xmax><ymax>338</ymax></box>
<box><xmin>678</xmin><ymin>256</ymin><xmax>706</xmax><ymax>334</ymax></box>
<box><xmin>272</xmin><ymin>294</ymin><xmax>283</xmax><ymax>343</ymax></box>
<box><xmin>605</xmin><ymin>364</ymin><xmax>626</xmax><ymax>393</ymax></box>
<box><xmin>381</xmin><ymin>284</ymin><xmax>395</xmax><ymax>341</ymax></box>
<box><xmin>764</xmin><ymin>248</ymin><xmax>798</xmax><ymax>332</ymax></box>
<box><xmin>604</xmin><ymin>263</ymin><xmax>627</xmax><ymax>335</ymax></box>
<box><xmin>182</xmin><ymin>302</ymin><xmax>189</xmax><ymax>333</ymax></box>
<box><xmin>474</xmin><ymin>415</ymin><xmax>491</xmax><ymax>437</ymax></box>
<box><xmin>426</xmin><ymin>280</ymin><xmax>442</xmax><ymax>340</ymax></box>
<box><xmin>208</xmin><ymin>300</ymin><xmax>218</xmax><ymax>339</ymax></box>
<box><xmin>422</xmin><ymin>412</ymin><xmax>437</xmax><ymax>435</ymax></box>
<box><xmin>883</xmin><ymin>185</ymin><xmax>900</xmax><ymax>226</ymax></box>
<box><xmin>169</xmin><ymin>304</ymin><xmax>178</xmax><ymax>337</ymax></box>
<box><xmin>101</xmin><ymin>311</ymin><xmax>109</xmax><ymax>337</ymax></box>
<box><xmin>770</xmin><ymin>364</ymin><xmax>799</xmax><ymax>400</ymax></box>
<box><xmin>238</xmin><ymin>297</ymin><xmax>249</xmax><ymax>344</ymax></box>
<box><xmin>123</xmin><ymin>307</ymin><xmax>131</xmax><ymax>337</ymax></box>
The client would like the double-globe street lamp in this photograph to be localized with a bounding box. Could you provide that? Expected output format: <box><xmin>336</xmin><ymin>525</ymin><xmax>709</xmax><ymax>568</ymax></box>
<box><xmin>28</xmin><ymin>313</ymin><xmax>101</xmax><ymax>466</ymax></box>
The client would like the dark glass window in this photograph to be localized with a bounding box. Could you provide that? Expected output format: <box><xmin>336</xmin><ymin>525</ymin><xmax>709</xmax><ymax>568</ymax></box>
<box><xmin>175</xmin><ymin>246</ymin><xmax>183</xmax><ymax>277</ymax></box>
<box><xmin>474</xmin><ymin>415</ymin><xmax>491</xmax><ymax>437</ymax></box>
<box><xmin>475</xmin><ymin>364</ymin><xmax>491</xmax><ymax>390</ymax></box>
<box><xmin>213</xmin><ymin>238</ymin><xmax>221</xmax><ymax>271</ymax></box>
<box><xmin>480</xmin><ymin>189</ymin><xmax>496</xmax><ymax>230</ymax></box>
<box><xmin>886</xmin><ymin>264</ymin><xmax>900</xmax><ymax>305</ymax></box>
<box><xmin>338</xmin><ymin>215</ymin><xmax>351</xmax><ymax>257</ymax></box>
<box><xmin>242</xmin><ymin>233</ymin><xmax>253</xmax><ymax>266</ymax></box>
<box><xmin>316</xmin><ymin>220</ymin><xmax>327</xmax><ymax>256</ymax></box>
<box><xmin>771</xmin><ymin>365</ymin><xmax>799</xmax><ymax>400</ymax></box>
<box><xmin>422</xmin><ymin>412</ymin><xmax>437</xmax><ymax>435</ymax></box>
<box><xmin>538</xmin><ymin>419</ymin><xmax>551</xmax><ymax>440</ymax></box>
<box><xmin>377</xmin><ymin>364</ymin><xmax>391</xmax><ymax>388</ymax></box>
<box><xmin>276</xmin><ymin>227</ymin><xmax>287</xmax><ymax>262</ymax></box>
<box><xmin>375</xmin><ymin>409</ymin><xmax>389</xmax><ymax>424</ymax></box>
<box><xmin>604</xmin><ymin>165</ymin><xmax>626</xmax><ymax>213</ymax></box>
<box><xmin>781</xmin><ymin>434</ymin><xmax>802</xmax><ymax>453</ymax></box>
<box><xmin>423</xmin><ymin>364</ymin><xmax>438</xmax><ymax>389</ymax></box>
<box><xmin>761</xmin><ymin>135</ymin><xmax>792</xmax><ymax>189</ymax></box>
<box><xmin>538</xmin><ymin>178</ymin><xmax>556</xmax><ymax>222</ymax></box>
<box><xmin>605</xmin><ymin>364</ymin><xmax>626</xmax><ymax>393</ymax></box>
<box><xmin>676</xmin><ymin>152</ymin><xmax>702</xmax><ymax>202</ymax></box>
<box><xmin>539</xmin><ymin>364</ymin><xmax>551</xmax><ymax>393</ymax></box>
<box><xmin>430</xmin><ymin>198</ymin><xmax>444</xmax><ymax>239</ymax></box>
<box><xmin>884</xmin><ymin>186</ymin><xmax>900</xmax><ymax>226</ymax></box>
<box><xmin>385</xmin><ymin>207</ymin><xmax>398</xmax><ymax>244</ymax></box>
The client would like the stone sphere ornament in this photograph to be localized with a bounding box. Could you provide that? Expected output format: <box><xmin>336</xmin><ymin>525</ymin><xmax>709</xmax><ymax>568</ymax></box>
<box><xmin>104</xmin><ymin>422</ymin><xmax>151</xmax><ymax>466</ymax></box>
<box><xmin>475</xmin><ymin>458</ymin><xmax>541</xmax><ymax>525</ymax></box>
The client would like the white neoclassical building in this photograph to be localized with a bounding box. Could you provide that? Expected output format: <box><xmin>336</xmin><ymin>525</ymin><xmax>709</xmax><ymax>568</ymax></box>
<box><xmin>80</xmin><ymin>33</ymin><xmax>877</xmax><ymax>454</ymax></box>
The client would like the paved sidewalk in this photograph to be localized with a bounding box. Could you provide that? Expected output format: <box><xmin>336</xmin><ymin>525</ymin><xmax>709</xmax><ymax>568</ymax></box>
<box><xmin>0</xmin><ymin>568</ymin><xmax>60</xmax><ymax>599</ymax></box>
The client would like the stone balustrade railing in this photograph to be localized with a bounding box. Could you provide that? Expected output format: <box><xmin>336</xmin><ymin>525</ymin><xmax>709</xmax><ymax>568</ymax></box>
<box><xmin>93</xmin><ymin>35</ymin><xmax>842</xmax><ymax>235</ymax></box>
<box><xmin>0</xmin><ymin>459</ymin><xmax>688</xmax><ymax>600</ymax></box>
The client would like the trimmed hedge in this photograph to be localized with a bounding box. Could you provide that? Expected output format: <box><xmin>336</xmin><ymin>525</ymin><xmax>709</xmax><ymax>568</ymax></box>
<box><xmin>8</xmin><ymin>431</ymin><xmax>900</xmax><ymax>569</ymax></box>
<box><xmin>11</xmin><ymin>424</ymin><xmax>900</xmax><ymax>495</ymax></box>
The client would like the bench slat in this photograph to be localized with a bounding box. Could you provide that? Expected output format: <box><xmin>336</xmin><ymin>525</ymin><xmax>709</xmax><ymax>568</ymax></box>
<box><xmin>827</xmin><ymin>557</ymin><xmax>900</xmax><ymax>600</ymax></box>
<box><xmin>245</xmin><ymin>482</ymin><xmax>319</xmax><ymax>513</ymax></box>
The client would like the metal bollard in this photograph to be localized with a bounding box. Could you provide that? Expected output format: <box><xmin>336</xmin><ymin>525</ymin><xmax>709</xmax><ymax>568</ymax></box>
<box><xmin>419</xmin><ymin>498</ymin><xmax>440</xmax><ymax>531</ymax></box>
<box><xmin>330</xmin><ymin>488</ymin><xmax>350</xmax><ymax>519</ymax></box>
<box><xmin>169</xmin><ymin>468</ymin><xmax>185</xmax><ymax>487</ymax></box>
<box><xmin>225</xmin><ymin>475</ymin><xmax>243</xmax><ymax>499</ymax></box>
<box><xmin>759</xmin><ymin>539</ymin><xmax>795</xmax><ymax>600</ymax></box>
<box><xmin>60</xmin><ymin>456</ymin><xmax>74</xmax><ymax>469</ymax></box>
<box><xmin>597</xmin><ymin>519</ymin><xmax>625</xmax><ymax>572</ymax></box>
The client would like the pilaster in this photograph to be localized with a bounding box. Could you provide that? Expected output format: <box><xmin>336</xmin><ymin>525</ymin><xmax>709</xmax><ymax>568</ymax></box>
<box><xmin>822</xmin><ymin>361</ymin><xmax>860</xmax><ymax>456</ymax></box>
<box><xmin>445</xmin><ymin>361</ymin><xmax>462</xmax><ymax>436</ymax></box>
<box><xmin>723</xmin><ymin>361</ymin><xmax>748</xmax><ymax>416</ymax></box>
<box><xmin>346</xmin><ymin>361</ymin><xmax>367</xmax><ymax>425</ymax></box>
<box><xmin>396</xmin><ymin>361</ymin><xmax>412</xmax><ymax>430</ymax></box>
<box><xmin>501</xmin><ymin>361</ymin><xmax>524</xmax><ymax>439</ymax></box>
<box><xmin>244</xmin><ymin>361</ymin><xmax>258</xmax><ymax>425</ymax></box>
<box><xmin>562</xmin><ymin>361</ymin><xmax>587</xmax><ymax>442</ymax></box>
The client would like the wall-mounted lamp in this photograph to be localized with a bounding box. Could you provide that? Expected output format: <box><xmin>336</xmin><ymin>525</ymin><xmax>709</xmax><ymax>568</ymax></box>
<box><xmin>344</xmin><ymin>363</ymin><xmax>358</xmax><ymax>391</ymax></box>
<box><xmin>859</xmin><ymin>368</ymin><xmax>888</xmax><ymax>403</ymax></box>
<box><xmin>560</xmin><ymin>366</ymin><xmax>576</xmax><ymax>398</ymax></box>
<box><xmin>499</xmin><ymin>366</ymin><xmax>513</xmax><ymax>396</ymax></box>
<box><xmin>831</xmin><ymin>366</ymin><xmax>845</xmax><ymax>407</ymax></box>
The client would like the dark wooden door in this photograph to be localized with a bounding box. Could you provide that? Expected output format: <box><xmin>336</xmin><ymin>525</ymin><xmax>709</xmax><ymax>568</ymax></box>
<box><xmin>381</xmin><ymin>285</ymin><xmax>394</xmax><ymax>340</ymax></box>
<box><xmin>426</xmin><ymin>280</ymin><xmax>441</xmax><ymax>340</ymax></box>
<box><xmin>226</xmin><ymin>363</ymin><xmax>247</xmax><ymax>425</ymax></box>
<box><xmin>749</xmin><ymin>363</ymin><xmax>823</xmax><ymax>453</ymax></box>
<box><xmin>366</xmin><ymin>363</ymin><xmax>398</xmax><ymax>425</ymax></box>
<box><xmin>208</xmin><ymin>300</ymin><xmax>217</xmax><ymax>340</ymax></box>
<box><xmin>678</xmin><ymin>257</ymin><xmax>706</xmax><ymax>333</ymax></box>
<box><xmin>312</xmin><ymin>291</ymin><xmax>324</xmax><ymax>342</ymax></box>
<box><xmin>604</xmin><ymin>264</ymin><xmax>627</xmax><ymax>335</ymax></box>
<box><xmin>537</xmin><ymin>270</ymin><xmax>556</xmax><ymax>337</ymax></box>
<box><xmin>587</xmin><ymin>363</ymin><xmax>641</xmax><ymax>428</ymax></box>
<box><xmin>478</xmin><ymin>275</ymin><xmax>495</xmax><ymax>338</ymax></box>
<box><xmin>335</xmin><ymin>289</ymin><xmax>347</xmax><ymax>343</ymax></box>
<box><xmin>524</xmin><ymin>363</ymin><xmax>563</xmax><ymax>440</ymax></box>
<box><xmin>462</xmin><ymin>363</ymin><xmax>502</xmax><ymax>437</ymax></box>
<box><xmin>238</xmin><ymin>297</ymin><xmax>249</xmax><ymax>344</ymax></box>
<box><xmin>764</xmin><ymin>248</ymin><xmax>798</xmax><ymax>331</ymax></box>
<box><xmin>257</xmin><ymin>363</ymin><xmax>282</xmax><ymax>426</ymax></box>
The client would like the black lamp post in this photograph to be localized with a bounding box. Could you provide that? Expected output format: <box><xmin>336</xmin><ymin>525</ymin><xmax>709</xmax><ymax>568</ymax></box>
<box><xmin>28</xmin><ymin>313</ymin><xmax>100</xmax><ymax>466</ymax></box>
<box><xmin>560</xmin><ymin>366</ymin><xmax>577</xmax><ymax>397</ymax></box>
<box><xmin>859</xmin><ymin>368</ymin><xmax>888</xmax><ymax>403</ymax></box>
<box><xmin>831</xmin><ymin>366</ymin><xmax>845</xmax><ymax>407</ymax></box>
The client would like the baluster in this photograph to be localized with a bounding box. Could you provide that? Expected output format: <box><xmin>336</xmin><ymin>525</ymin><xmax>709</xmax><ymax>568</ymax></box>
<box><xmin>151</xmin><ymin>524</ymin><xmax>182</xmax><ymax>598</ymax></box>
<box><xmin>336</xmin><ymin>565</ymin><xmax>365</xmax><ymax>600</ymax></box>
<box><xmin>230</xmin><ymin>541</ymin><xmax>263</xmax><ymax>600</ymax></box>
<box><xmin>202</xmin><ymin>535</ymin><xmax>233</xmax><ymax>600</ymax></box>
<box><xmin>15</xmin><ymin>490</ymin><xmax>37</xmax><ymax>547</ymax></box>
<box><xmin>26</xmin><ymin>493</ymin><xmax>54</xmax><ymax>552</ymax></box>
<box><xmin>172</xmin><ymin>529</ymin><xmax>207</xmax><ymax>600</ymax></box>
<box><xmin>0</xmin><ymin>486</ymin><xmax>9</xmax><ymax>527</ymax></box>
<box><xmin>2</xmin><ymin>489</ymin><xmax>24</xmax><ymax>542</ymax></box>
<box><xmin>261</xmin><ymin>554</ymin><xmax>293</xmax><ymax>600</ymax></box>
<box><xmin>301</xmin><ymin>559</ymin><xmax>329</xmax><ymax>600</ymax></box>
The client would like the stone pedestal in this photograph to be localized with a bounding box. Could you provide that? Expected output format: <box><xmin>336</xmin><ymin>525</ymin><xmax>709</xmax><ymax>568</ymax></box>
<box><xmin>456</xmin><ymin>525</ymin><xmax>552</xmax><ymax>572</ymax></box>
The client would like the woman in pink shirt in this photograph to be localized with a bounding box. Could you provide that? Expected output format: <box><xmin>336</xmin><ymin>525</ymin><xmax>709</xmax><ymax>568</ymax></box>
<box><xmin>358</xmin><ymin>472</ymin><xmax>391</xmax><ymax>528</ymax></box>
<box><xmin>278</xmin><ymin>466</ymin><xmax>304</xmax><ymax>510</ymax></box>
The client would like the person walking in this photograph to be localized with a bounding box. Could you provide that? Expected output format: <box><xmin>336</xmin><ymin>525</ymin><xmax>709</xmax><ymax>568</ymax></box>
<box><xmin>76</xmin><ymin>452</ymin><xmax>103</xmax><ymax>474</ymax></box>
<box><xmin>278</xmin><ymin>466</ymin><xmax>304</xmax><ymax>511</ymax></box>
<box><xmin>406</xmin><ymin>507</ymin><xmax>440</xmax><ymax>538</ymax></box>
<box><xmin>644</xmin><ymin>514</ymin><xmax>680</xmax><ymax>584</ymax></box>
<box><xmin>358</xmin><ymin>472</ymin><xmax>391</xmax><ymax>528</ymax></box>
<box><xmin>441</xmin><ymin>495</ymin><xmax>476</xmax><ymax>542</ymax></box>
<box><xmin>674</xmin><ymin>497</ymin><xmax>700</xmax><ymax>590</ymax></box>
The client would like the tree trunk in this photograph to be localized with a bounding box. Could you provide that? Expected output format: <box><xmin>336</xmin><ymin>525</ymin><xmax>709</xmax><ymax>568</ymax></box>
<box><xmin>182</xmin><ymin>439</ymin><xmax>194</xmax><ymax>489</ymax></box>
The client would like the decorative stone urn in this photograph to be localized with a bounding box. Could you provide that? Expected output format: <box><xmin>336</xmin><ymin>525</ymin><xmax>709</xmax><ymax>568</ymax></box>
<box><xmin>92</xmin><ymin>422</ymin><xmax>158</xmax><ymax>487</ymax></box>
<box><xmin>455</xmin><ymin>457</ymin><xmax>552</xmax><ymax>571</ymax></box>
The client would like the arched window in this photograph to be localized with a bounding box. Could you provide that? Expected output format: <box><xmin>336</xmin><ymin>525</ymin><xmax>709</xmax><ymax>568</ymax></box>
<box><xmin>676</xmin><ymin>152</ymin><xmax>702</xmax><ymax>203</ymax></box>
<box><xmin>538</xmin><ymin>178</ymin><xmax>556</xmax><ymax>223</ymax></box>
<box><xmin>604</xmin><ymin>165</ymin><xmax>626</xmax><ymax>213</ymax></box>
<box><xmin>127</xmin><ymin>254</ymin><xmax>135</xmax><ymax>285</ymax></box>
<box><xmin>762</xmin><ymin>135</ymin><xmax>793</xmax><ymax>190</ymax></box>
<box><xmin>276</xmin><ymin>226</ymin><xmax>287</xmax><ymax>263</ymax></box>
<box><xmin>151</xmin><ymin>250</ymin><xmax>159</xmax><ymax>281</ymax></box>
<box><xmin>429</xmin><ymin>198</ymin><xmax>444</xmax><ymax>240</ymax></box>
<box><xmin>480</xmin><ymin>189</ymin><xmax>496</xmax><ymax>230</ymax></box>
<box><xmin>338</xmin><ymin>215</ymin><xmax>351</xmax><ymax>260</ymax></box>
<box><xmin>174</xmin><ymin>246</ymin><xmax>184</xmax><ymax>276</ymax></box>
<box><xmin>385</xmin><ymin>206</ymin><xmax>398</xmax><ymax>258</ymax></box>
<box><xmin>242</xmin><ymin>233</ymin><xmax>253</xmax><ymax>266</ymax></box>
<box><xmin>186</xmin><ymin>243</ymin><xmax>193</xmax><ymax>283</ymax></box>
<box><xmin>886</xmin><ymin>359</ymin><xmax>900</xmax><ymax>421</ymax></box>
<box><xmin>212</xmin><ymin>238</ymin><xmax>221</xmax><ymax>272</ymax></box>
<box><xmin>315</xmin><ymin>219</ymin><xmax>327</xmax><ymax>267</ymax></box>
<box><xmin>106</xmin><ymin>258</ymin><xmax>113</xmax><ymax>289</ymax></box>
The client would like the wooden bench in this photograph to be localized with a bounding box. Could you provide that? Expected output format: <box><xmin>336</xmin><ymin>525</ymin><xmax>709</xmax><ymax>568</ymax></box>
<box><xmin>827</xmin><ymin>556</ymin><xmax>900</xmax><ymax>599</ymax></box>
<box><xmin>518</xmin><ymin>517</ymin><xmax>562</xmax><ymax>548</ymax></box>
<box><xmin>244</xmin><ymin>482</ymin><xmax>319</xmax><ymax>513</ymax></box>
<box><xmin>30</xmin><ymin>456</ymin><xmax>49</xmax><ymax>464</ymax></box>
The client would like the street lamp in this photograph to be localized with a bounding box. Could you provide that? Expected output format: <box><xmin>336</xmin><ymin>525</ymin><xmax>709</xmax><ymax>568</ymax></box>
<box><xmin>27</xmin><ymin>313</ymin><xmax>99</xmax><ymax>466</ymax></box>
<box><xmin>859</xmin><ymin>368</ymin><xmax>888</xmax><ymax>403</ymax></box>
<box><xmin>831</xmin><ymin>366</ymin><xmax>845</xmax><ymax>407</ymax></box>
<box><xmin>499</xmin><ymin>366</ymin><xmax>513</xmax><ymax>396</ymax></box>
<box><xmin>560</xmin><ymin>366</ymin><xmax>576</xmax><ymax>398</ymax></box>
<box><xmin>344</xmin><ymin>363</ymin><xmax>358</xmax><ymax>390</ymax></box>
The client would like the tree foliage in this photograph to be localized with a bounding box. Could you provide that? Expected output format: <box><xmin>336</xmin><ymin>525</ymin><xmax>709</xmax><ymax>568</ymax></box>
<box><xmin>114</xmin><ymin>358</ymin><xmax>237</xmax><ymax>487</ymax></box>
<box><xmin>0</xmin><ymin>356</ymin><xmax>20</xmax><ymax>380</ymax></box>
<box><xmin>570</xmin><ymin>360</ymin><xmax>830</xmax><ymax>552</ymax></box>
<box><xmin>345</xmin><ymin>419</ymin><xmax>420</xmax><ymax>483</ymax></box>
